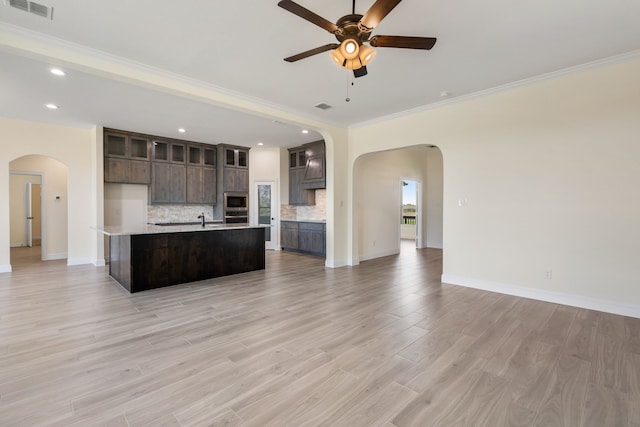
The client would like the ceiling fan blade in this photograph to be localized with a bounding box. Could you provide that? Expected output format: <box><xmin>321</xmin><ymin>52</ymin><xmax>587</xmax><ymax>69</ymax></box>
<box><xmin>359</xmin><ymin>0</ymin><xmax>402</xmax><ymax>32</ymax></box>
<box><xmin>284</xmin><ymin>43</ymin><xmax>340</xmax><ymax>62</ymax></box>
<box><xmin>278</xmin><ymin>0</ymin><xmax>338</xmax><ymax>33</ymax></box>
<box><xmin>369</xmin><ymin>35</ymin><xmax>437</xmax><ymax>50</ymax></box>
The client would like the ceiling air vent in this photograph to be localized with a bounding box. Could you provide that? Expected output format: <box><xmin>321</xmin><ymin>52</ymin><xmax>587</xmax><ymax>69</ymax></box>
<box><xmin>9</xmin><ymin>0</ymin><xmax>53</xmax><ymax>19</ymax></box>
<box><xmin>314</xmin><ymin>103</ymin><xmax>333</xmax><ymax>110</ymax></box>
<box><xmin>9</xmin><ymin>0</ymin><xmax>28</xmax><ymax>11</ymax></box>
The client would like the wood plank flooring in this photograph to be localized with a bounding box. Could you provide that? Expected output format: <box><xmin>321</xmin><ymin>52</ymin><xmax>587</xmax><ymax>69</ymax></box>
<box><xmin>1</xmin><ymin>243</ymin><xmax>639</xmax><ymax>426</ymax></box>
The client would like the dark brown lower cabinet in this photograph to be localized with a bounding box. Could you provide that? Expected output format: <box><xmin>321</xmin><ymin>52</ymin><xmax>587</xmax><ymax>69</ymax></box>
<box><xmin>281</xmin><ymin>221</ymin><xmax>299</xmax><ymax>250</ymax></box>
<box><xmin>109</xmin><ymin>227</ymin><xmax>265</xmax><ymax>293</ymax></box>
<box><xmin>299</xmin><ymin>222</ymin><xmax>325</xmax><ymax>256</ymax></box>
<box><xmin>281</xmin><ymin>221</ymin><xmax>325</xmax><ymax>257</ymax></box>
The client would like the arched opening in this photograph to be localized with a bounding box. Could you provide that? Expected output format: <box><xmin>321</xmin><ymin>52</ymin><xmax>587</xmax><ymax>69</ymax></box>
<box><xmin>9</xmin><ymin>155</ymin><xmax>68</xmax><ymax>270</ymax></box>
<box><xmin>353</xmin><ymin>144</ymin><xmax>443</xmax><ymax>262</ymax></box>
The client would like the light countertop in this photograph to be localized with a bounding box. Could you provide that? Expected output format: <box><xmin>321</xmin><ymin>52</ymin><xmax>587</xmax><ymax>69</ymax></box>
<box><xmin>280</xmin><ymin>219</ymin><xmax>326</xmax><ymax>223</ymax></box>
<box><xmin>93</xmin><ymin>223</ymin><xmax>267</xmax><ymax>236</ymax></box>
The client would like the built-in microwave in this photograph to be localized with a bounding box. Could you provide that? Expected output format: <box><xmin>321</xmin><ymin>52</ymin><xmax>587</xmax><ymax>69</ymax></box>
<box><xmin>224</xmin><ymin>192</ymin><xmax>248</xmax><ymax>211</ymax></box>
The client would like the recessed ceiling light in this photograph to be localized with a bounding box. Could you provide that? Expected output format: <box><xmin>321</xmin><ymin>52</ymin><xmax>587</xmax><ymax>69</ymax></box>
<box><xmin>301</xmin><ymin>129</ymin><xmax>309</xmax><ymax>134</ymax></box>
<box><xmin>178</xmin><ymin>128</ymin><xmax>186</xmax><ymax>133</ymax></box>
<box><xmin>257</xmin><ymin>142</ymin><xmax>264</xmax><ymax>146</ymax></box>
<box><xmin>45</xmin><ymin>103</ymin><xmax>58</xmax><ymax>109</ymax></box>
<box><xmin>50</xmin><ymin>68</ymin><xmax>66</xmax><ymax>76</ymax></box>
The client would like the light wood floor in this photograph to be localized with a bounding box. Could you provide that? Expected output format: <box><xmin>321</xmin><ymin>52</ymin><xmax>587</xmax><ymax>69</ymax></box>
<box><xmin>1</xmin><ymin>244</ymin><xmax>639</xmax><ymax>426</ymax></box>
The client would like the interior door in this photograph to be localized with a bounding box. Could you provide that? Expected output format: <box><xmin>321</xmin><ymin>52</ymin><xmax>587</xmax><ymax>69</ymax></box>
<box><xmin>31</xmin><ymin>183</ymin><xmax>42</xmax><ymax>247</ymax></box>
<box><xmin>255</xmin><ymin>181</ymin><xmax>277</xmax><ymax>250</ymax></box>
<box><xmin>26</xmin><ymin>182</ymin><xmax>34</xmax><ymax>247</ymax></box>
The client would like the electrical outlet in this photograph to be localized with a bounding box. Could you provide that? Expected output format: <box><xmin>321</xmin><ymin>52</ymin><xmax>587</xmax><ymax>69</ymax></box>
<box><xmin>544</xmin><ymin>270</ymin><xmax>552</xmax><ymax>279</ymax></box>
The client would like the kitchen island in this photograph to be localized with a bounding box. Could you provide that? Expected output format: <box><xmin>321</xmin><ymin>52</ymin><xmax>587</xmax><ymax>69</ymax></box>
<box><xmin>97</xmin><ymin>224</ymin><xmax>266</xmax><ymax>293</ymax></box>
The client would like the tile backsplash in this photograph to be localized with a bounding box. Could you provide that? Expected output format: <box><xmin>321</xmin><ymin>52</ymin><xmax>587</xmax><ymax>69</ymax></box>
<box><xmin>281</xmin><ymin>189</ymin><xmax>326</xmax><ymax>221</ymax></box>
<box><xmin>147</xmin><ymin>204</ymin><xmax>215</xmax><ymax>224</ymax></box>
<box><xmin>147</xmin><ymin>189</ymin><xmax>326</xmax><ymax>224</ymax></box>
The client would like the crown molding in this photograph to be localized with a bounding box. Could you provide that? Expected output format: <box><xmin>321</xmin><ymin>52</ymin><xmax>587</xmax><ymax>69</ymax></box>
<box><xmin>351</xmin><ymin>49</ymin><xmax>640</xmax><ymax>129</ymax></box>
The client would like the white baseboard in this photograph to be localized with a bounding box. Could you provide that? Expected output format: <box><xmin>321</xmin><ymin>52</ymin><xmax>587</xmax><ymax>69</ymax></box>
<box><xmin>93</xmin><ymin>258</ymin><xmax>106</xmax><ymax>267</ymax></box>
<box><xmin>359</xmin><ymin>249</ymin><xmax>399</xmax><ymax>262</ymax></box>
<box><xmin>325</xmin><ymin>258</ymin><xmax>349</xmax><ymax>268</ymax></box>
<box><xmin>43</xmin><ymin>252</ymin><xmax>66</xmax><ymax>261</ymax></box>
<box><xmin>442</xmin><ymin>274</ymin><xmax>640</xmax><ymax>319</ymax></box>
<box><xmin>67</xmin><ymin>257</ymin><xmax>94</xmax><ymax>266</ymax></box>
<box><xmin>0</xmin><ymin>264</ymin><xmax>12</xmax><ymax>273</ymax></box>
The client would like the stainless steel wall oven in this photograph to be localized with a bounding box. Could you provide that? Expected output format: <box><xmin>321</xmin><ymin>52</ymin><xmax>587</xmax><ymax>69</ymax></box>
<box><xmin>223</xmin><ymin>192</ymin><xmax>248</xmax><ymax>223</ymax></box>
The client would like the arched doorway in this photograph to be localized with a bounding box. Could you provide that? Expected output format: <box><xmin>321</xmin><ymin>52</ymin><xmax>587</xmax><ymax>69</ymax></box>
<box><xmin>353</xmin><ymin>145</ymin><xmax>443</xmax><ymax>262</ymax></box>
<box><xmin>9</xmin><ymin>155</ymin><xmax>68</xmax><ymax>269</ymax></box>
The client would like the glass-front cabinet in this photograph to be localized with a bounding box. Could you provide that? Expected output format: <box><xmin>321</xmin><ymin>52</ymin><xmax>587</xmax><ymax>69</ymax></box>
<box><xmin>104</xmin><ymin>131</ymin><xmax>150</xmax><ymax>184</ymax></box>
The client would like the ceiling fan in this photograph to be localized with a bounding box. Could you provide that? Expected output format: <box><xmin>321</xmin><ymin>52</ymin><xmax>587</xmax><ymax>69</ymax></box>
<box><xmin>278</xmin><ymin>0</ymin><xmax>437</xmax><ymax>77</ymax></box>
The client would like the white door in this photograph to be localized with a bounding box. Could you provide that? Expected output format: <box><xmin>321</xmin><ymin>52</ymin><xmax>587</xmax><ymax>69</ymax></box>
<box><xmin>26</xmin><ymin>182</ymin><xmax>33</xmax><ymax>247</ymax></box>
<box><xmin>255</xmin><ymin>181</ymin><xmax>278</xmax><ymax>250</ymax></box>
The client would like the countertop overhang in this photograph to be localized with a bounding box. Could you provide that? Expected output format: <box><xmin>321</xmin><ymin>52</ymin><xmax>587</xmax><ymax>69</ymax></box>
<box><xmin>94</xmin><ymin>223</ymin><xmax>268</xmax><ymax>236</ymax></box>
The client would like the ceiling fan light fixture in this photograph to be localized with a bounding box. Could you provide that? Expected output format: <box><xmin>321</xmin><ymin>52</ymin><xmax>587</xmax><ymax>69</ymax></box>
<box><xmin>329</xmin><ymin>48</ymin><xmax>346</xmax><ymax>66</ymax></box>
<box><xmin>344</xmin><ymin>58</ymin><xmax>364</xmax><ymax>71</ymax></box>
<box><xmin>339</xmin><ymin>39</ymin><xmax>360</xmax><ymax>60</ymax></box>
<box><xmin>358</xmin><ymin>45</ymin><xmax>376</xmax><ymax>66</ymax></box>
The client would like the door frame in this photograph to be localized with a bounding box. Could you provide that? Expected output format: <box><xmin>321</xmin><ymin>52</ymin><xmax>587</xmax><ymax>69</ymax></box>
<box><xmin>253</xmin><ymin>180</ymin><xmax>279</xmax><ymax>250</ymax></box>
<box><xmin>400</xmin><ymin>178</ymin><xmax>423</xmax><ymax>249</ymax></box>
<box><xmin>10</xmin><ymin>171</ymin><xmax>45</xmax><ymax>260</ymax></box>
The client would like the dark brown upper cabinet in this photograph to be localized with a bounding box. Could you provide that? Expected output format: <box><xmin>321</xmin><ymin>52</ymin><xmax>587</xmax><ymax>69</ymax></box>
<box><xmin>186</xmin><ymin>143</ymin><xmax>217</xmax><ymax>204</ymax></box>
<box><xmin>150</xmin><ymin>162</ymin><xmax>186</xmax><ymax>204</ymax></box>
<box><xmin>287</xmin><ymin>140</ymin><xmax>325</xmax><ymax>205</ymax></box>
<box><xmin>104</xmin><ymin>129</ymin><xmax>218</xmax><ymax>206</ymax></box>
<box><xmin>188</xmin><ymin>144</ymin><xmax>217</xmax><ymax>167</ymax></box>
<box><xmin>152</xmin><ymin>142</ymin><xmax>217</xmax><ymax>204</ymax></box>
<box><xmin>153</xmin><ymin>140</ymin><xmax>185</xmax><ymax>164</ymax></box>
<box><xmin>224</xmin><ymin>146</ymin><xmax>249</xmax><ymax>169</ymax></box>
<box><xmin>104</xmin><ymin>130</ymin><xmax>151</xmax><ymax>184</ymax></box>
<box><xmin>289</xmin><ymin>148</ymin><xmax>306</xmax><ymax>170</ymax></box>
<box><xmin>220</xmin><ymin>145</ymin><xmax>250</xmax><ymax>193</ymax></box>
<box><xmin>301</xmin><ymin>141</ymin><xmax>325</xmax><ymax>190</ymax></box>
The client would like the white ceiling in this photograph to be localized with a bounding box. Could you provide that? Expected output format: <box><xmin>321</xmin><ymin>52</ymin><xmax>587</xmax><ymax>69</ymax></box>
<box><xmin>1</xmin><ymin>0</ymin><xmax>639</xmax><ymax>147</ymax></box>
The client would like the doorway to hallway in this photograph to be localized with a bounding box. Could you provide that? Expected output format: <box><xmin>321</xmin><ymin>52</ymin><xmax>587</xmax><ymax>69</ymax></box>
<box><xmin>254</xmin><ymin>181</ymin><xmax>278</xmax><ymax>250</ymax></box>
<box><xmin>401</xmin><ymin>179</ymin><xmax>421</xmax><ymax>250</ymax></box>
<box><xmin>9</xmin><ymin>173</ymin><xmax>43</xmax><ymax>250</ymax></box>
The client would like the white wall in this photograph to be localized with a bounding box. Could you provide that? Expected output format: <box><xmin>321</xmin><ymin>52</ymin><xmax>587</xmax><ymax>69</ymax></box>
<box><xmin>0</xmin><ymin>118</ymin><xmax>99</xmax><ymax>271</ymax></box>
<box><xmin>104</xmin><ymin>184</ymin><xmax>148</xmax><ymax>227</ymax></box>
<box><xmin>355</xmin><ymin>146</ymin><xmax>440</xmax><ymax>261</ymax></box>
<box><xmin>10</xmin><ymin>156</ymin><xmax>69</xmax><ymax>259</ymax></box>
<box><xmin>279</xmin><ymin>148</ymin><xmax>290</xmax><ymax>206</ymax></box>
<box><xmin>103</xmin><ymin>183</ymin><xmax>147</xmax><ymax>262</ymax></box>
<box><xmin>426</xmin><ymin>148</ymin><xmax>444</xmax><ymax>248</ymax></box>
<box><xmin>250</xmin><ymin>147</ymin><xmax>281</xmax><ymax>248</ymax></box>
<box><xmin>349</xmin><ymin>58</ymin><xmax>640</xmax><ymax>317</ymax></box>
<box><xmin>250</xmin><ymin>147</ymin><xmax>281</xmax><ymax>191</ymax></box>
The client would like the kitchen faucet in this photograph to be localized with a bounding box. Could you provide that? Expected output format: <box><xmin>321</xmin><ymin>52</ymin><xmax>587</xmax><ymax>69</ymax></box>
<box><xmin>197</xmin><ymin>212</ymin><xmax>205</xmax><ymax>227</ymax></box>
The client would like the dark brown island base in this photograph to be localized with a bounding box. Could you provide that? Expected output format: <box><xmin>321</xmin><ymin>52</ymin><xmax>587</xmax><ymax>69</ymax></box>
<box><xmin>98</xmin><ymin>224</ymin><xmax>266</xmax><ymax>293</ymax></box>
